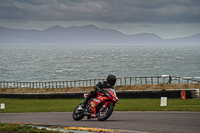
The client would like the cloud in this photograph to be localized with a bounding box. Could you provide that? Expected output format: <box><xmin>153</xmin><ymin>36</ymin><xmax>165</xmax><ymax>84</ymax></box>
<box><xmin>0</xmin><ymin>0</ymin><xmax>200</xmax><ymax>24</ymax></box>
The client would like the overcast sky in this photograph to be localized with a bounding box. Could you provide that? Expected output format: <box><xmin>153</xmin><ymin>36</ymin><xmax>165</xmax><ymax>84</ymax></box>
<box><xmin>0</xmin><ymin>0</ymin><xmax>200</xmax><ymax>39</ymax></box>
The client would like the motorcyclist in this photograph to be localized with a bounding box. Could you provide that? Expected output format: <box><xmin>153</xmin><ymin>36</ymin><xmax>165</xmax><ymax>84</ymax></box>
<box><xmin>80</xmin><ymin>74</ymin><xmax>116</xmax><ymax>110</ymax></box>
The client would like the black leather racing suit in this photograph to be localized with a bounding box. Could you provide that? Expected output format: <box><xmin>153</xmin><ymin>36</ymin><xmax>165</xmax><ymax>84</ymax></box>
<box><xmin>82</xmin><ymin>81</ymin><xmax>114</xmax><ymax>105</ymax></box>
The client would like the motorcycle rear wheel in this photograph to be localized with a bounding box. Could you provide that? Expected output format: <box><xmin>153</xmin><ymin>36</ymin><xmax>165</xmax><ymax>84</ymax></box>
<box><xmin>72</xmin><ymin>104</ymin><xmax>84</xmax><ymax>121</ymax></box>
<box><xmin>97</xmin><ymin>103</ymin><xmax>113</xmax><ymax>121</ymax></box>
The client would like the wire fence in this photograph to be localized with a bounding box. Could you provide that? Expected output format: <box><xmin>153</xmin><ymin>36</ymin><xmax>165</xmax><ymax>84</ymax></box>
<box><xmin>0</xmin><ymin>76</ymin><xmax>199</xmax><ymax>89</ymax></box>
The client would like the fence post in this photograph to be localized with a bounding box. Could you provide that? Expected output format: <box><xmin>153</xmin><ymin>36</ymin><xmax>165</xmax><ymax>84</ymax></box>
<box><xmin>145</xmin><ymin>77</ymin><xmax>147</xmax><ymax>85</ymax></box>
<box><xmin>169</xmin><ymin>76</ymin><xmax>172</xmax><ymax>84</ymax></box>
<box><xmin>71</xmin><ymin>81</ymin><xmax>73</xmax><ymax>87</ymax></box>
<box><xmin>151</xmin><ymin>77</ymin><xmax>153</xmax><ymax>85</ymax></box>
<box><xmin>178</xmin><ymin>77</ymin><xmax>180</xmax><ymax>84</ymax></box>
<box><xmin>135</xmin><ymin>77</ymin><xmax>137</xmax><ymax>85</ymax></box>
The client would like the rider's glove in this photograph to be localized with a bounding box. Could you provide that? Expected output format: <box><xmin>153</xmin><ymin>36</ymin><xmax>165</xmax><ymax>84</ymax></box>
<box><xmin>99</xmin><ymin>90</ymin><xmax>105</xmax><ymax>94</ymax></box>
<box><xmin>101</xmin><ymin>90</ymin><xmax>108</xmax><ymax>95</ymax></box>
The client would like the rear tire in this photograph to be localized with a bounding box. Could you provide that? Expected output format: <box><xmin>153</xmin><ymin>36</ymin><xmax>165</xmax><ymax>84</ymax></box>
<box><xmin>72</xmin><ymin>104</ymin><xmax>84</xmax><ymax>121</ymax></box>
<box><xmin>97</xmin><ymin>103</ymin><xmax>113</xmax><ymax>121</ymax></box>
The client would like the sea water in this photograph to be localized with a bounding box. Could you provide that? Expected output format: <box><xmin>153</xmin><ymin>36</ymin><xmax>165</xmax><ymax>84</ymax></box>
<box><xmin>0</xmin><ymin>45</ymin><xmax>199</xmax><ymax>82</ymax></box>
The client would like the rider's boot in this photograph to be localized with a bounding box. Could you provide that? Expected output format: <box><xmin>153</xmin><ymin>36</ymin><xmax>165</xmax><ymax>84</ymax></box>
<box><xmin>80</xmin><ymin>95</ymin><xmax>90</xmax><ymax>110</ymax></box>
<box><xmin>80</xmin><ymin>101</ymin><xmax>86</xmax><ymax>109</ymax></box>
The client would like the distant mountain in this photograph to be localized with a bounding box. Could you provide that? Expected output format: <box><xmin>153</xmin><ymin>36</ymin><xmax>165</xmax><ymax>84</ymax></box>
<box><xmin>164</xmin><ymin>33</ymin><xmax>200</xmax><ymax>45</ymax></box>
<box><xmin>0</xmin><ymin>25</ymin><xmax>199</xmax><ymax>45</ymax></box>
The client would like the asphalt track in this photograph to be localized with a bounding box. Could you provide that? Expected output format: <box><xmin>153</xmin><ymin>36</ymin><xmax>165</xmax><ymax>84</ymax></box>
<box><xmin>1</xmin><ymin>111</ymin><xmax>200</xmax><ymax>133</ymax></box>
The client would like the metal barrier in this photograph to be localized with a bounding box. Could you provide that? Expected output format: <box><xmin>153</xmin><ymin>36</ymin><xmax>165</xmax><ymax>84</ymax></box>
<box><xmin>0</xmin><ymin>76</ymin><xmax>199</xmax><ymax>89</ymax></box>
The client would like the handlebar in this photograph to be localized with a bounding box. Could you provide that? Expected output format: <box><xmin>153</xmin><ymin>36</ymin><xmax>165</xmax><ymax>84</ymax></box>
<box><xmin>99</xmin><ymin>89</ymin><xmax>108</xmax><ymax>96</ymax></box>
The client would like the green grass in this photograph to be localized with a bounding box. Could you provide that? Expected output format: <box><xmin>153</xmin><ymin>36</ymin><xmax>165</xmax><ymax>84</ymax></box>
<box><xmin>0</xmin><ymin>123</ymin><xmax>72</xmax><ymax>133</ymax></box>
<box><xmin>0</xmin><ymin>98</ymin><xmax>81</xmax><ymax>113</ymax></box>
<box><xmin>115</xmin><ymin>98</ymin><xmax>200</xmax><ymax>111</ymax></box>
<box><xmin>0</xmin><ymin>98</ymin><xmax>200</xmax><ymax>113</ymax></box>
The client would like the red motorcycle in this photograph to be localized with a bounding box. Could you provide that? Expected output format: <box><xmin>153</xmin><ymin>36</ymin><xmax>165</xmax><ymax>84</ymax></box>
<box><xmin>72</xmin><ymin>88</ymin><xmax>119</xmax><ymax>121</ymax></box>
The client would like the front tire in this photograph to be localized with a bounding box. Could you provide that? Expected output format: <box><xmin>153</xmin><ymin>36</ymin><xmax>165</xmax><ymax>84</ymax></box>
<box><xmin>97</xmin><ymin>103</ymin><xmax>113</xmax><ymax>121</ymax></box>
<box><xmin>72</xmin><ymin>104</ymin><xmax>84</xmax><ymax>121</ymax></box>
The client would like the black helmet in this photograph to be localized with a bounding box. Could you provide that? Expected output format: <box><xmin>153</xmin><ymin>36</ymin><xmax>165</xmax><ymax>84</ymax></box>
<box><xmin>106</xmin><ymin>74</ymin><xmax>116</xmax><ymax>86</ymax></box>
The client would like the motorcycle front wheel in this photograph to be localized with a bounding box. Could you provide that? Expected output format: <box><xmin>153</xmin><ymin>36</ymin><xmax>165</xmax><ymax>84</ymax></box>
<box><xmin>97</xmin><ymin>103</ymin><xmax>113</xmax><ymax>121</ymax></box>
<box><xmin>72</xmin><ymin>104</ymin><xmax>84</xmax><ymax>121</ymax></box>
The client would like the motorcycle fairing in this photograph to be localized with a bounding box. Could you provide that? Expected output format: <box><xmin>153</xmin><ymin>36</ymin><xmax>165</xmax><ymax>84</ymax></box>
<box><xmin>89</xmin><ymin>92</ymin><xmax>113</xmax><ymax>118</ymax></box>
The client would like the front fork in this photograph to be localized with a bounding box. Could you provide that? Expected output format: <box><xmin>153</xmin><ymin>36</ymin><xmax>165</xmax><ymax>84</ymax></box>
<box><xmin>100</xmin><ymin>101</ymin><xmax>113</xmax><ymax>112</ymax></box>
